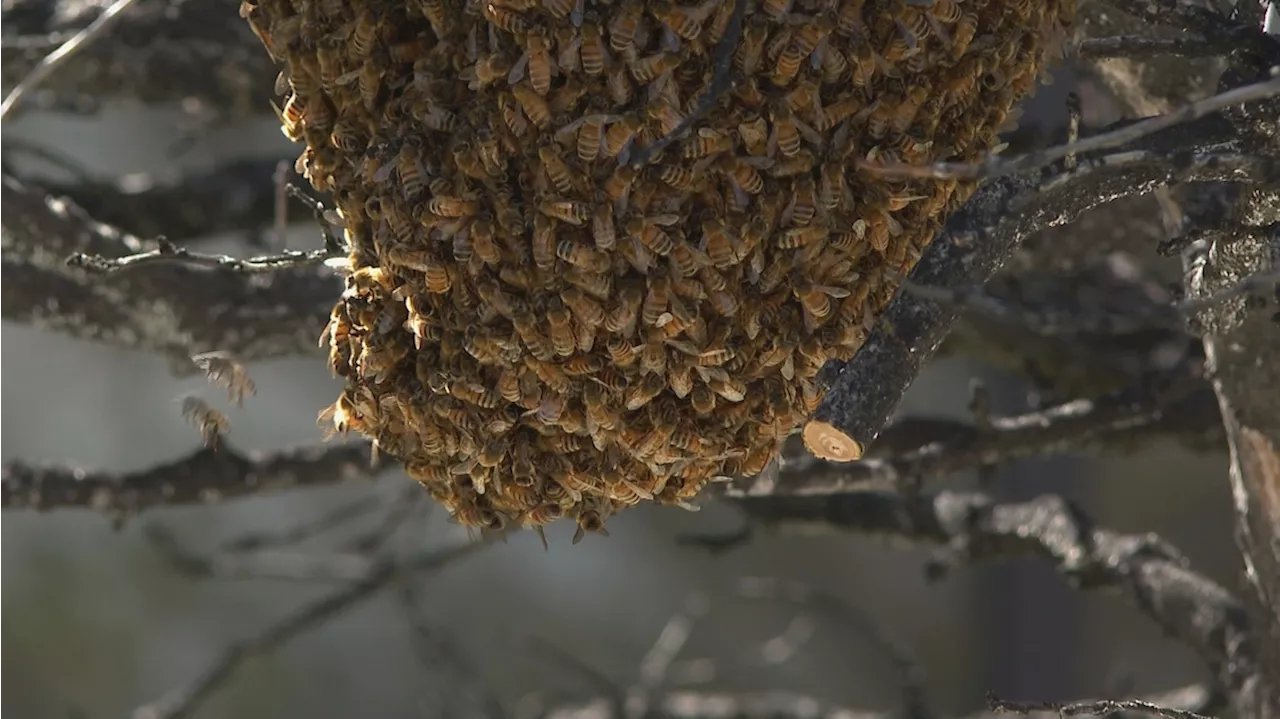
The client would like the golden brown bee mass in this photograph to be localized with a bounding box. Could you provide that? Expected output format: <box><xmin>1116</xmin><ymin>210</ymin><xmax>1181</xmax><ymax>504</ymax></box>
<box><xmin>240</xmin><ymin>0</ymin><xmax>1075</xmax><ymax>541</ymax></box>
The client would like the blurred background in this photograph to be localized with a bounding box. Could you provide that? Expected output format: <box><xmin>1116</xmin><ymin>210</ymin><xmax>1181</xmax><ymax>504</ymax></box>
<box><xmin>0</xmin><ymin>22</ymin><xmax>1245</xmax><ymax>719</ymax></box>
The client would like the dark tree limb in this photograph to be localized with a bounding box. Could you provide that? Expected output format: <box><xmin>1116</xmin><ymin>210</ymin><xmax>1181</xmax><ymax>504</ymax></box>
<box><xmin>1</xmin><ymin>441</ymin><xmax>389</xmax><ymax>516</ymax></box>
<box><xmin>0</xmin><ymin>173</ymin><xmax>339</xmax><ymax>365</ymax></box>
<box><xmin>689</xmin><ymin>490</ymin><xmax>1263</xmax><ymax>719</ymax></box>
<box><xmin>804</xmin><ymin>126</ymin><xmax>1269</xmax><ymax>460</ymax></box>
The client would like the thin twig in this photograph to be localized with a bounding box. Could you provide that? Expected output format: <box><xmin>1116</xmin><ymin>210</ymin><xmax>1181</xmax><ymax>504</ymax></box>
<box><xmin>1075</xmin><ymin>35</ymin><xmax>1240</xmax><ymax>60</ymax></box>
<box><xmin>858</xmin><ymin>75</ymin><xmax>1280</xmax><ymax>181</ymax></box>
<box><xmin>66</xmin><ymin>236</ymin><xmax>339</xmax><ymax>275</ymax></box>
<box><xmin>1177</xmin><ymin>268</ymin><xmax>1280</xmax><ymax>314</ymax></box>
<box><xmin>132</xmin><ymin>539</ymin><xmax>493</xmax><ymax>719</ymax></box>
<box><xmin>0</xmin><ymin>0</ymin><xmax>145</xmax><ymax>121</ymax></box>
<box><xmin>219</xmin><ymin>495</ymin><xmax>384</xmax><ymax>552</ymax></box>
<box><xmin>988</xmin><ymin>693</ymin><xmax>1214</xmax><ymax>719</ymax></box>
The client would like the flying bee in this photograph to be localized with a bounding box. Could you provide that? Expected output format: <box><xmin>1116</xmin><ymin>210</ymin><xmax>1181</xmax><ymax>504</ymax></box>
<box><xmin>180</xmin><ymin>395</ymin><xmax>230</xmax><ymax>448</ymax></box>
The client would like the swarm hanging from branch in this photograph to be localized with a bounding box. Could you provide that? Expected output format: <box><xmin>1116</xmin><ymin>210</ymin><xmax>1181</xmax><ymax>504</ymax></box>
<box><xmin>238</xmin><ymin>0</ymin><xmax>1077</xmax><ymax>539</ymax></box>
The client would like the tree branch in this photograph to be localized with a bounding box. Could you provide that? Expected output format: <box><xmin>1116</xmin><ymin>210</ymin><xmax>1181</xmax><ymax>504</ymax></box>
<box><xmin>0</xmin><ymin>0</ymin><xmax>276</xmax><ymax>118</ymax></box>
<box><xmin>0</xmin><ymin>173</ymin><xmax>338</xmax><ymax>365</ymax></box>
<box><xmin>688</xmin><ymin>490</ymin><xmax>1263</xmax><ymax>719</ymax></box>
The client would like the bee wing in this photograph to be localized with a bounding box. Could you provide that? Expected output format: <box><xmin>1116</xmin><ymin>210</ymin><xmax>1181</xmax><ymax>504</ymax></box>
<box><xmin>508</xmin><ymin>51</ymin><xmax>530</xmax><ymax>85</ymax></box>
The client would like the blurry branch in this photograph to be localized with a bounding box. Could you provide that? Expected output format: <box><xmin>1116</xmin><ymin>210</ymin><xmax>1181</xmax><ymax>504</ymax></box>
<box><xmin>986</xmin><ymin>694</ymin><xmax>1210</xmax><ymax>719</ymax></box>
<box><xmin>0</xmin><ymin>0</ymin><xmax>142</xmax><ymax>120</ymax></box>
<box><xmin>806</xmin><ymin>117</ymin><xmax>1259</xmax><ymax>453</ymax></box>
<box><xmin>28</xmin><ymin>158</ymin><xmax>299</xmax><ymax>244</ymax></box>
<box><xmin>1075</xmin><ymin>35</ymin><xmax>1244</xmax><ymax>60</ymax></box>
<box><xmin>67</xmin><ymin>234</ymin><xmax>341</xmax><ymax>274</ymax></box>
<box><xmin>685</xmin><ymin>490</ymin><xmax>1263</xmax><ymax>719</ymax></box>
<box><xmin>0</xmin><ymin>173</ymin><xmax>338</xmax><ymax>365</ymax></box>
<box><xmin>132</xmin><ymin>538</ymin><xmax>492</xmax><ymax>719</ymax></box>
<box><xmin>3</xmin><ymin>371</ymin><xmax>1222</xmax><ymax>515</ymax></box>
<box><xmin>722</xmin><ymin>376</ymin><xmax>1220</xmax><ymax>499</ymax></box>
<box><xmin>538</xmin><ymin>687</ymin><xmax>1219</xmax><ymax>719</ymax></box>
<box><xmin>0</xmin><ymin>0</ymin><xmax>275</xmax><ymax>118</ymax></box>
<box><xmin>1</xmin><ymin>441</ymin><xmax>390</xmax><ymax>516</ymax></box>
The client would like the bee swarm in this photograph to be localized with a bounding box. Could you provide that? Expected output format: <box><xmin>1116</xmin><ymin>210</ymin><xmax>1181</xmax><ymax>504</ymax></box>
<box><xmin>241</xmin><ymin>0</ymin><xmax>1075</xmax><ymax>540</ymax></box>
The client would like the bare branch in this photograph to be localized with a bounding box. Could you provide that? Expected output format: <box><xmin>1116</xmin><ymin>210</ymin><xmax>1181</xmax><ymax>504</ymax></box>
<box><xmin>1</xmin><ymin>173</ymin><xmax>339</xmax><ymax>364</ymax></box>
<box><xmin>1</xmin><ymin>441</ymin><xmax>389</xmax><ymax>515</ymax></box>
<box><xmin>131</xmin><ymin>539</ymin><xmax>492</xmax><ymax>719</ymax></box>
<box><xmin>66</xmin><ymin>235</ymin><xmax>339</xmax><ymax>274</ymax></box>
<box><xmin>1076</xmin><ymin>35</ymin><xmax>1243</xmax><ymax>61</ymax></box>
<box><xmin>988</xmin><ymin>693</ymin><xmax>1211</xmax><ymax>719</ymax></box>
<box><xmin>690</xmin><ymin>490</ymin><xmax>1263</xmax><ymax>718</ymax></box>
<box><xmin>0</xmin><ymin>0</ymin><xmax>143</xmax><ymax>120</ymax></box>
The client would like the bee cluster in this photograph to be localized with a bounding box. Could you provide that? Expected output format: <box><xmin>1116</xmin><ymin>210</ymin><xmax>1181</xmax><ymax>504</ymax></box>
<box><xmin>240</xmin><ymin>0</ymin><xmax>1074</xmax><ymax>540</ymax></box>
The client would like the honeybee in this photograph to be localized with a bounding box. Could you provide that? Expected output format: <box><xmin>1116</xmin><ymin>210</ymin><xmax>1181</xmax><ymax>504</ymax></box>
<box><xmin>576</xmin><ymin>114</ymin><xmax>606</xmax><ymax>162</ymax></box>
<box><xmin>604</xmin><ymin>113</ymin><xmax>645</xmax><ymax>157</ymax></box>
<box><xmin>592</xmin><ymin>202</ymin><xmax>617</xmax><ymax>251</ymax></box>
<box><xmin>538</xmin><ymin>198</ymin><xmax>590</xmax><ymax>225</ymax></box>
<box><xmin>769</xmin><ymin>105</ymin><xmax>803</xmax><ymax>158</ymax></box>
<box><xmin>737</xmin><ymin>114</ymin><xmax>770</xmax><ymax>156</ymax></box>
<box><xmin>735</xmin><ymin>18</ymin><xmax>768</xmax><ymax>75</ymax></box>
<box><xmin>561</xmin><ymin>287</ymin><xmax>605</xmax><ymax>327</ymax></box>
<box><xmin>581</xmin><ymin>22</ymin><xmax>609</xmax><ymax>75</ymax></box>
<box><xmin>397</xmin><ymin>140</ymin><xmax>425</xmax><ymax>198</ymax></box>
<box><xmin>470</xmin><ymin>218</ymin><xmax>501</xmax><ymax>264</ymax></box>
<box><xmin>181</xmin><ymin>395</ymin><xmax>230</xmax><ymax>447</ymax></box>
<box><xmin>669</xmin><ymin>240</ymin><xmax>711</xmax><ymax>279</ymax></box>
<box><xmin>539</xmin><ymin>144</ymin><xmax>583</xmax><ymax>195</ymax></box>
<box><xmin>625</xmin><ymin>372</ymin><xmax>666</xmax><ymax>410</ymax></box>
<box><xmin>795</xmin><ymin>280</ymin><xmax>851</xmax><ymax>320</ymax></box>
<box><xmin>701</xmin><ymin>218</ymin><xmax>741</xmax><ymax>268</ymax></box>
<box><xmin>951</xmin><ymin>12</ymin><xmax>979</xmax><ymax>59</ymax></box>
<box><xmin>484</xmin><ymin>2</ymin><xmax>528</xmax><ymax>34</ymax></box>
<box><xmin>629</xmin><ymin>50</ymin><xmax>683</xmax><ymax>83</ymax></box>
<box><xmin>642</xmin><ymin>276</ymin><xmax>671</xmax><ymax>325</ymax></box>
<box><xmin>716</xmin><ymin>155</ymin><xmax>765</xmax><ymax>195</ymax></box>
<box><xmin>512</xmin><ymin>81</ymin><xmax>552</xmax><ymax>128</ymax></box>
<box><xmin>682</xmin><ymin>128</ymin><xmax>733</xmax><ymax>159</ymax></box>
<box><xmin>626</xmin><ymin>215</ymin><xmax>679</xmax><ymax>256</ymax></box>
<box><xmin>557</xmin><ymin>239</ymin><xmax>611</xmax><ymax>272</ymax></box>
<box><xmin>608</xmin><ymin>0</ymin><xmax>644</xmax><ymax>58</ymax></box>
<box><xmin>427</xmin><ymin>196</ymin><xmax>480</xmax><ymax>218</ymax></box>
<box><xmin>538</xmin><ymin>306</ymin><xmax>575</xmax><ymax>359</ymax></box>
<box><xmin>565</xmin><ymin>266</ymin><xmax>614</xmax><ymax>300</ymax></box>
<box><xmin>604</xmin><ymin>164</ymin><xmax>638</xmax><ymax>205</ymax></box>
<box><xmin>526</xmin><ymin>30</ymin><xmax>554</xmax><ymax>95</ymax></box>
<box><xmin>514</xmin><ymin>311</ymin><xmax>556</xmax><ymax>361</ymax></box>
<box><xmin>606</xmin><ymin>64</ymin><xmax>635</xmax><ymax>105</ymax></box>
<box><xmin>605</xmin><ymin>285</ymin><xmax>643</xmax><ymax>334</ymax></box>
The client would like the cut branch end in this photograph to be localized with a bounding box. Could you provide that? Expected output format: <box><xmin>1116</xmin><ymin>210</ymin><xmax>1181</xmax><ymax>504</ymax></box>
<box><xmin>802</xmin><ymin>421</ymin><xmax>864</xmax><ymax>463</ymax></box>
